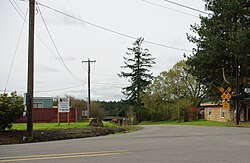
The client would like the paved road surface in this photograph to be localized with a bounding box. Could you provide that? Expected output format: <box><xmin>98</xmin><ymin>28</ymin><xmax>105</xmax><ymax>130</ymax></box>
<box><xmin>1</xmin><ymin>125</ymin><xmax>250</xmax><ymax>163</ymax></box>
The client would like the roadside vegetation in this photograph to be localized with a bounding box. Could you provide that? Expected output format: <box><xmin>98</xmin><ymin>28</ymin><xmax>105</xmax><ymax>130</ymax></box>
<box><xmin>11</xmin><ymin>121</ymin><xmax>118</xmax><ymax>130</ymax></box>
<box><xmin>0</xmin><ymin>92</ymin><xmax>24</xmax><ymax>131</ymax></box>
<box><xmin>140</xmin><ymin>120</ymin><xmax>250</xmax><ymax>127</ymax></box>
<box><xmin>1</xmin><ymin>122</ymin><xmax>141</xmax><ymax>145</ymax></box>
<box><xmin>11</xmin><ymin>121</ymin><xmax>142</xmax><ymax>133</ymax></box>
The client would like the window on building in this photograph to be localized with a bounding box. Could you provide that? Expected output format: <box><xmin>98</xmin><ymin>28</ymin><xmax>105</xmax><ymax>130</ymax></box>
<box><xmin>220</xmin><ymin>109</ymin><xmax>225</xmax><ymax>118</ymax></box>
<box><xmin>33</xmin><ymin>102</ymin><xmax>43</xmax><ymax>108</ymax></box>
<box><xmin>208</xmin><ymin>109</ymin><xmax>212</xmax><ymax>117</ymax></box>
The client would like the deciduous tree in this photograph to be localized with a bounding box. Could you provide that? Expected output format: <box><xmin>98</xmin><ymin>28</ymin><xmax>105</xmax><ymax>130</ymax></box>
<box><xmin>141</xmin><ymin>60</ymin><xmax>204</xmax><ymax>121</ymax></box>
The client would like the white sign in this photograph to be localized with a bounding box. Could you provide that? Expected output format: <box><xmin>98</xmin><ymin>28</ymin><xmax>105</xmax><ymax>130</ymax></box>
<box><xmin>58</xmin><ymin>98</ymin><xmax>70</xmax><ymax>113</ymax></box>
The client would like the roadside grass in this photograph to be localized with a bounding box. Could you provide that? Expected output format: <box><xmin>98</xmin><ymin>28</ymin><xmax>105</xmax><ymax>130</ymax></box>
<box><xmin>12</xmin><ymin>121</ymin><xmax>120</xmax><ymax>131</ymax></box>
<box><xmin>12</xmin><ymin>120</ymin><xmax>250</xmax><ymax>130</ymax></box>
<box><xmin>140</xmin><ymin>119</ymin><xmax>250</xmax><ymax>127</ymax></box>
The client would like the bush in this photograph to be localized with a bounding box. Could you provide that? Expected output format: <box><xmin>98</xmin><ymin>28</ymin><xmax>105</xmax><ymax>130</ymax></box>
<box><xmin>90</xmin><ymin>101</ymin><xmax>104</xmax><ymax>119</ymax></box>
<box><xmin>189</xmin><ymin>107</ymin><xmax>199</xmax><ymax>121</ymax></box>
<box><xmin>0</xmin><ymin>92</ymin><xmax>24</xmax><ymax>131</ymax></box>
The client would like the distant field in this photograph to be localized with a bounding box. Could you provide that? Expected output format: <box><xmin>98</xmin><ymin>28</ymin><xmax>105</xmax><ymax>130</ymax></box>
<box><xmin>140</xmin><ymin>119</ymin><xmax>250</xmax><ymax>127</ymax></box>
<box><xmin>12</xmin><ymin>121</ymin><xmax>119</xmax><ymax>130</ymax></box>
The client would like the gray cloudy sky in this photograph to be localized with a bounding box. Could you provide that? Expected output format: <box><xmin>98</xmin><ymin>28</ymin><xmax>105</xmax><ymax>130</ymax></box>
<box><xmin>0</xmin><ymin>0</ymin><xmax>206</xmax><ymax>101</ymax></box>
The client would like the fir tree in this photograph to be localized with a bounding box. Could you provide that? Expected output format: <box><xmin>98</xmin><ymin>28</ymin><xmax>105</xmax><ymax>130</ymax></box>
<box><xmin>119</xmin><ymin>37</ymin><xmax>155</xmax><ymax>123</ymax></box>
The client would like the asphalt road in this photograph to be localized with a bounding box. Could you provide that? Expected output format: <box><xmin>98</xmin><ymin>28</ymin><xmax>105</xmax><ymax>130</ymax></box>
<box><xmin>1</xmin><ymin>125</ymin><xmax>250</xmax><ymax>163</ymax></box>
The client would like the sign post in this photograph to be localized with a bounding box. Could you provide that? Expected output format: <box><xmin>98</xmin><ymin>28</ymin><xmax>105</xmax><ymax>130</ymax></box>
<box><xmin>58</xmin><ymin>98</ymin><xmax>70</xmax><ymax>126</ymax></box>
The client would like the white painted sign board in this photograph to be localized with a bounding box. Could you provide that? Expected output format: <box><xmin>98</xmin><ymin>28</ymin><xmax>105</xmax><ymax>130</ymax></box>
<box><xmin>58</xmin><ymin>98</ymin><xmax>70</xmax><ymax>113</ymax></box>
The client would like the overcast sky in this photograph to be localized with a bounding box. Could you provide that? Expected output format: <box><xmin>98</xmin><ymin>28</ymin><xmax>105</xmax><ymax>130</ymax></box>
<box><xmin>0</xmin><ymin>0</ymin><xmax>207</xmax><ymax>101</ymax></box>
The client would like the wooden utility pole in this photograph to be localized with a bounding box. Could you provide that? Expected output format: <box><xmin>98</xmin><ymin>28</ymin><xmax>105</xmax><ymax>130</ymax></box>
<box><xmin>27</xmin><ymin>0</ymin><xmax>35</xmax><ymax>140</ymax></box>
<box><xmin>236</xmin><ymin>61</ymin><xmax>240</xmax><ymax>125</ymax></box>
<box><xmin>82</xmin><ymin>59</ymin><xmax>96</xmax><ymax>118</ymax></box>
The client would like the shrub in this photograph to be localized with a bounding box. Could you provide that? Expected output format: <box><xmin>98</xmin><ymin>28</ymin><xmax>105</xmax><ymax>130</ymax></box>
<box><xmin>0</xmin><ymin>92</ymin><xmax>24</xmax><ymax>131</ymax></box>
<box><xmin>189</xmin><ymin>107</ymin><xmax>199</xmax><ymax>121</ymax></box>
<box><xmin>90</xmin><ymin>101</ymin><xmax>104</xmax><ymax>119</ymax></box>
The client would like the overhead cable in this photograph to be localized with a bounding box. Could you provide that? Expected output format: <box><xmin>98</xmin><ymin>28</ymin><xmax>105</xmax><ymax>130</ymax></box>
<box><xmin>141</xmin><ymin>0</ymin><xmax>198</xmax><ymax>18</ymax></box>
<box><xmin>2</xmin><ymin>84</ymin><xmax>85</xmax><ymax>93</ymax></box>
<box><xmin>37</xmin><ymin>4</ymin><xmax>84</xmax><ymax>82</ymax></box>
<box><xmin>10</xmin><ymin>0</ymin><xmax>84</xmax><ymax>83</ymax></box>
<box><xmin>10</xmin><ymin>0</ymin><xmax>59</xmax><ymax>61</ymax></box>
<box><xmin>4</xmin><ymin>1</ymin><xmax>28</xmax><ymax>93</ymax></box>
<box><xmin>163</xmin><ymin>0</ymin><xmax>209</xmax><ymax>15</ymax></box>
<box><xmin>35</xmin><ymin>84</ymin><xmax>84</xmax><ymax>92</ymax></box>
<box><xmin>37</xmin><ymin>1</ymin><xmax>191</xmax><ymax>52</ymax></box>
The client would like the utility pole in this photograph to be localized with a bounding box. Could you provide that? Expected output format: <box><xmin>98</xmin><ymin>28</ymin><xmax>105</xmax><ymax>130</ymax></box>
<box><xmin>236</xmin><ymin>62</ymin><xmax>240</xmax><ymax>125</ymax></box>
<box><xmin>82</xmin><ymin>59</ymin><xmax>96</xmax><ymax>118</ymax></box>
<box><xmin>27</xmin><ymin>0</ymin><xmax>35</xmax><ymax>140</ymax></box>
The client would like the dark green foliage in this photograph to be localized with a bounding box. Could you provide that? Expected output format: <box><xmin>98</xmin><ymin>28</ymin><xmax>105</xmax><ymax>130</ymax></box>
<box><xmin>118</xmin><ymin>37</ymin><xmax>155</xmax><ymax>122</ymax></box>
<box><xmin>99</xmin><ymin>101</ymin><xmax>125</xmax><ymax>116</ymax></box>
<box><xmin>187</xmin><ymin>0</ymin><xmax>250</xmax><ymax>101</ymax></box>
<box><xmin>0</xmin><ymin>92</ymin><xmax>24</xmax><ymax>131</ymax></box>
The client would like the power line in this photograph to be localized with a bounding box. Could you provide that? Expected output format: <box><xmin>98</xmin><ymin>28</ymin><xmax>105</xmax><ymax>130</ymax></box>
<box><xmin>141</xmin><ymin>0</ymin><xmax>198</xmax><ymax>18</ymax></box>
<box><xmin>2</xmin><ymin>84</ymin><xmax>85</xmax><ymax>93</ymax></box>
<box><xmin>91</xmin><ymin>82</ymin><xmax>128</xmax><ymax>86</ymax></box>
<box><xmin>37</xmin><ymin>4</ymin><xmax>83</xmax><ymax>83</ymax></box>
<box><xmin>163</xmin><ymin>0</ymin><xmax>209</xmax><ymax>15</ymax></box>
<box><xmin>4</xmin><ymin>2</ymin><xmax>28</xmax><ymax>93</ymax></box>
<box><xmin>35</xmin><ymin>84</ymin><xmax>84</xmax><ymax>92</ymax></box>
<box><xmin>37</xmin><ymin>1</ymin><xmax>191</xmax><ymax>52</ymax></box>
<box><xmin>65</xmin><ymin>0</ymin><xmax>86</xmax><ymax>54</ymax></box>
<box><xmin>92</xmin><ymin>72</ymin><xmax>119</xmax><ymax>78</ymax></box>
<box><xmin>10</xmin><ymin>0</ymin><xmax>84</xmax><ymax>83</ymax></box>
<box><xmin>76</xmin><ymin>85</ymin><xmax>85</xmax><ymax>99</ymax></box>
<box><xmin>92</xmin><ymin>94</ymin><xmax>124</xmax><ymax>99</ymax></box>
<box><xmin>10</xmin><ymin>0</ymin><xmax>57</xmax><ymax>60</ymax></box>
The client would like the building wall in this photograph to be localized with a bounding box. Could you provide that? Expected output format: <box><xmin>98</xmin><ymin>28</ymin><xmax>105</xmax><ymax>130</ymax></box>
<box><xmin>33</xmin><ymin>97</ymin><xmax>53</xmax><ymax>108</ymax></box>
<box><xmin>204</xmin><ymin>106</ymin><xmax>231</xmax><ymax>122</ymax></box>
<box><xmin>16</xmin><ymin>107</ymin><xmax>82</xmax><ymax>123</ymax></box>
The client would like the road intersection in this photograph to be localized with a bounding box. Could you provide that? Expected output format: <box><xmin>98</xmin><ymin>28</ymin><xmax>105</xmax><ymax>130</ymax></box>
<box><xmin>1</xmin><ymin>125</ymin><xmax>250</xmax><ymax>162</ymax></box>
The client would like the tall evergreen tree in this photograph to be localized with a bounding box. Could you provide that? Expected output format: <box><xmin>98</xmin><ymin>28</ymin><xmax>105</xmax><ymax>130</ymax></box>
<box><xmin>118</xmin><ymin>37</ymin><xmax>155</xmax><ymax>123</ymax></box>
<box><xmin>187</xmin><ymin>0</ymin><xmax>250</xmax><ymax>100</ymax></box>
<box><xmin>187</xmin><ymin>0</ymin><xmax>250</xmax><ymax>124</ymax></box>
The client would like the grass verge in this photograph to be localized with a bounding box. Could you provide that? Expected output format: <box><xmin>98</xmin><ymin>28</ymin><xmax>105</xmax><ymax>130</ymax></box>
<box><xmin>140</xmin><ymin>119</ymin><xmax>250</xmax><ymax>127</ymax></box>
<box><xmin>12</xmin><ymin>121</ymin><xmax>120</xmax><ymax>130</ymax></box>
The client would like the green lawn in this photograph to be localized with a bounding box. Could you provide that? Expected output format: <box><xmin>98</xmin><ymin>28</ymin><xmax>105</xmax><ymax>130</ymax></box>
<box><xmin>12</xmin><ymin>120</ymin><xmax>250</xmax><ymax>131</ymax></box>
<box><xmin>12</xmin><ymin>121</ymin><xmax>119</xmax><ymax>130</ymax></box>
<box><xmin>140</xmin><ymin>119</ymin><xmax>250</xmax><ymax>127</ymax></box>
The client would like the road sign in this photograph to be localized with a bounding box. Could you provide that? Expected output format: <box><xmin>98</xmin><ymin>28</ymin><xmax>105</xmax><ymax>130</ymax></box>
<box><xmin>223</xmin><ymin>102</ymin><xmax>230</xmax><ymax>109</ymax></box>
<box><xmin>219</xmin><ymin>86</ymin><xmax>232</xmax><ymax>109</ymax></box>
<box><xmin>58</xmin><ymin>98</ymin><xmax>70</xmax><ymax>113</ymax></box>
<box><xmin>219</xmin><ymin>87</ymin><xmax>225</xmax><ymax>93</ymax></box>
<box><xmin>221</xmin><ymin>91</ymin><xmax>231</xmax><ymax>100</ymax></box>
<box><xmin>227</xmin><ymin>87</ymin><xmax>232</xmax><ymax>93</ymax></box>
